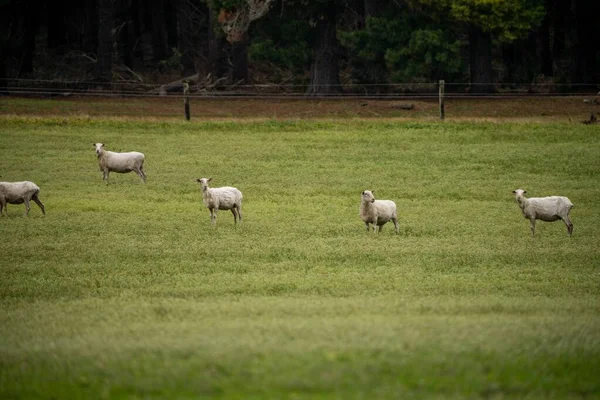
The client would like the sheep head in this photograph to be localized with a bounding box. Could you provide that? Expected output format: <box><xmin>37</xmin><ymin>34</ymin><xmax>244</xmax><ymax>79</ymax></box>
<box><xmin>196</xmin><ymin>178</ymin><xmax>212</xmax><ymax>191</ymax></box>
<box><xmin>362</xmin><ymin>190</ymin><xmax>376</xmax><ymax>203</ymax></box>
<box><xmin>513</xmin><ymin>189</ymin><xmax>527</xmax><ymax>203</ymax></box>
<box><xmin>93</xmin><ymin>143</ymin><xmax>105</xmax><ymax>156</ymax></box>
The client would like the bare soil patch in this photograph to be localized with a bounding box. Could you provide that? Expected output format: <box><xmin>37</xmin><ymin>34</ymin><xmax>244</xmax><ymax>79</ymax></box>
<box><xmin>1</xmin><ymin>96</ymin><xmax>599</xmax><ymax>122</ymax></box>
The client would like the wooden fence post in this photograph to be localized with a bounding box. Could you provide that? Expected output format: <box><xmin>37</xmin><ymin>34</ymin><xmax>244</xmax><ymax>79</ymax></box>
<box><xmin>439</xmin><ymin>80</ymin><xmax>445</xmax><ymax>120</ymax></box>
<box><xmin>183</xmin><ymin>81</ymin><xmax>190</xmax><ymax>121</ymax></box>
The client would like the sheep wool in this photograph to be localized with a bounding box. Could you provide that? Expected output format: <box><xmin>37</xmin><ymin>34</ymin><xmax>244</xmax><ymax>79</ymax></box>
<box><xmin>94</xmin><ymin>143</ymin><xmax>146</xmax><ymax>183</ymax></box>
<box><xmin>359</xmin><ymin>190</ymin><xmax>399</xmax><ymax>234</ymax></box>
<box><xmin>196</xmin><ymin>177</ymin><xmax>243</xmax><ymax>227</ymax></box>
<box><xmin>0</xmin><ymin>181</ymin><xmax>46</xmax><ymax>216</ymax></box>
<box><xmin>513</xmin><ymin>189</ymin><xmax>574</xmax><ymax>236</ymax></box>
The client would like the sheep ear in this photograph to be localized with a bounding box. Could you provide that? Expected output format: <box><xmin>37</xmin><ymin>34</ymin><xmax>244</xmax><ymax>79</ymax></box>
<box><xmin>523</xmin><ymin>190</ymin><xmax>527</xmax><ymax>194</ymax></box>
<box><xmin>208</xmin><ymin>178</ymin><xmax>212</xmax><ymax>182</ymax></box>
<box><xmin>512</xmin><ymin>190</ymin><xmax>516</xmax><ymax>194</ymax></box>
<box><xmin>195</xmin><ymin>178</ymin><xmax>201</xmax><ymax>183</ymax></box>
<box><xmin>372</xmin><ymin>190</ymin><xmax>375</xmax><ymax>195</ymax></box>
<box><xmin>362</xmin><ymin>191</ymin><xmax>364</xmax><ymax>195</ymax></box>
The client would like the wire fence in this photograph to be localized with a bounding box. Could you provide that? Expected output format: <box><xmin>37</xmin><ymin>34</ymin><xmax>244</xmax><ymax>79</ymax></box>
<box><xmin>2</xmin><ymin>78</ymin><xmax>599</xmax><ymax>100</ymax></box>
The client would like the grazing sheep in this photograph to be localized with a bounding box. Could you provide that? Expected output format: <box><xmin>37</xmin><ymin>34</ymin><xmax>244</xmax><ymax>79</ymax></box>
<box><xmin>0</xmin><ymin>181</ymin><xmax>46</xmax><ymax>216</ymax></box>
<box><xmin>93</xmin><ymin>143</ymin><xmax>146</xmax><ymax>183</ymax></box>
<box><xmin>196</xmin><ymin>178</ymin><xmax>243</xmax><ymax>227</ymax></box>
<box><xmin>359</xmin><ymin>190</ymin><xmax>399</xmax><ymax>234</ymax></box>
<box><xmin>512</xmin><ymin>189</ymin><xmax>574</xmax><ymax>236</ymax></box>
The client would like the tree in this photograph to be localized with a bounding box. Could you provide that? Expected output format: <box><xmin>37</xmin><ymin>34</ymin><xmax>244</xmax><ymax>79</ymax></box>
<box><xmin>208</xmin><ymin>0</ymin><xmax>274</xmax><ymax>83</ymax></box>
<box><xmin>306</xmin><ymin>0</ymin><xmax>340</xmax><ymax>95</ymax></box>
<box><xmin>411</xmin><ymin>0</ymin><xmax>545</xmax><ymax>92</ymax></box>
<box><xmin>571</xmin><ymin>0</ymin><xmax>599</xmax><ymax>84</ymax></box>
<box><xmin>96</xmin><ymin>0</ymin><xmax>114</xmax><ymax>82</ymax></box>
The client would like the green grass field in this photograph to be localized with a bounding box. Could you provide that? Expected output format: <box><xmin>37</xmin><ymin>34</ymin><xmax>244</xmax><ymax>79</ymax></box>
<box><xmin>1</xmin><ymin>117</ymin><xmax>599</xmax><ymax>399</ymax></box>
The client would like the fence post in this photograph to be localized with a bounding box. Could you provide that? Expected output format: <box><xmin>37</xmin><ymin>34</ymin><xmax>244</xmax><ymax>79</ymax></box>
<box><xmin>183</xmin><ymin>81</ymin><xmax>190</xmax><ymax>121</ymax></box>
<box><xmin>439</xmin><ymin>80</ymin><xmax>445</xmax><ymax>120</ymax></box>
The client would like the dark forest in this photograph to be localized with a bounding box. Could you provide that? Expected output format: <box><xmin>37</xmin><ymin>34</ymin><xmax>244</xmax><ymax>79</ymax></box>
<box><xmin>1</xmin><ymin>0</ymin><xmax>598</xmax><ymax>94</ymax></box>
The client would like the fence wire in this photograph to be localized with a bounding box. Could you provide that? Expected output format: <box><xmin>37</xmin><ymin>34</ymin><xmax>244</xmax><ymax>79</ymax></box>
<box><xmin>1</xmin><ymin>78</ymin><xmax>599</xmax><ymax>100</ymax></box>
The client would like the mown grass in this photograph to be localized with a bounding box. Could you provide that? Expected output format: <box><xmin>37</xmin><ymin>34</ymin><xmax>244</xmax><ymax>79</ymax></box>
<box><xmin>0</xmin><ymin>117</ymin><xmax>599</xmax><ymax>399</ymax></box>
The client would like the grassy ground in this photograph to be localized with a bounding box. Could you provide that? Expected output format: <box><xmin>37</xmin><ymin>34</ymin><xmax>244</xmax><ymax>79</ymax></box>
<box><xmin>0</xmin><ymin>116</ymin><xmax>599</xmax><ymax>399</ymax></box>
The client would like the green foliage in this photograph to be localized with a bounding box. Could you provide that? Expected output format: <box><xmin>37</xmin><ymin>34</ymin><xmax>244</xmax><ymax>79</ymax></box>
<box><xmin>339</xmin><ymin>16</ymin><xmax>410</xmax><ymax>84</ymax></box>
<box><xmin>208</xmin><ymin>0</ymin><xmax>245</xmax><ymax>11</ymax></box>
<box><xmin>340</xmin><ymin>15</ymin><xmax>465</xmax><ymax>83</ymax></box>
<box><xmin>249</xmin><ymin>16</ymin><xmax>312</xmax><ymax>73</ymax></box>
<box><xmin>385</xmin><ymin>28</ymin><xmax>464</xmax><ymax>82</ymax></box>
<box><xmin>159</xmin><ymin>48</ymin><xmax>183</xmax><ymax>70</ymax></box>
<box><xmin>1</xmin><ymin>117</ymin><xmax>599</xmax><ymax>398</ymax></box>
<box><xmin>415</xmin><ymin>0</ymin><xmax>546</xmax><ymax>42</ymax></box>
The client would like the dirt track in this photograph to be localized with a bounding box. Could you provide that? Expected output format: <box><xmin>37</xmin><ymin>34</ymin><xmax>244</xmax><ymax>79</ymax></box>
<box><xmin>1</xmin><ymin>96</ymin><xmax>599</xmax><ymax>122</ymax></box>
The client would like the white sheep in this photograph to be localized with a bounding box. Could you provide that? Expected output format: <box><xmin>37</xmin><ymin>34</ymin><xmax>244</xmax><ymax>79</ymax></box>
<box><xmin>93</xmin><ymin>143</ymin><xmax>146</xmax><ymax>183</ymax></box>
<box><xmin>359</xmin><ymin>190</ymin><xmax>399</xmax><ymax>234</ymax></box>
<box><xmin>196</xmin><ymin>178</ymin><xmax>243</xmax><ymax>226</ymax></box>
<box><xmin>512</xmin><ymin>189</ymin><xmax>574</xmax><ymax>236</ymax></box>
<box><xmin>0</xmin><ymin>181</ymin><xmax>46</xmax><ymax>216</ymax></box>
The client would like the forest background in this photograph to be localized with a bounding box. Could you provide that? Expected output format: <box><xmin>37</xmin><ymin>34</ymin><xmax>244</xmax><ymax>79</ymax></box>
<box><xmin>0</xmin><ymin>0</ymin><xmax>599</xmax><ymax>95</ymax></box>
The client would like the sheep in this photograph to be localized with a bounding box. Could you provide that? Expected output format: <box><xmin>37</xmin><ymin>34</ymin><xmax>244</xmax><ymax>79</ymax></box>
<box><xmin>0</xmin><ymin>181</ymin><xmax>46</xmax><ymax>216</ymax></box>
<box><xmin>196</xmin><ymin>177</ymin><xmax>243</xmax><ymax>227</ymax></box>
<box><xmin>512</xmin><ymin>189</ymin><xmax>574</xmax><ymax>236</ymax></box>
<box><xmin>359</xmin><ymin>190</ymin><xmax>399</xmax><ymax>234</ymax></box>
<box><xmin>93</xmin><ymin>143</ymin><xmax>146</xmax><ymax>183</ymax></box>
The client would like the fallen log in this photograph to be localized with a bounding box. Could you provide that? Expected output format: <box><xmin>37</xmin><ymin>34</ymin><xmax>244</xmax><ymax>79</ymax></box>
<box><xmin>149</xmin><ymin>73</ymin><xmax>200</xmax><ymax>95</ymax></box>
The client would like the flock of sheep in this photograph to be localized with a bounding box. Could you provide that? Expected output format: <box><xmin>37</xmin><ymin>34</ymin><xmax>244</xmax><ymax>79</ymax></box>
<box><xmin>0</xmin><ymin>143</ymin><xmax>575</xmax><ymax>237</ymax></box>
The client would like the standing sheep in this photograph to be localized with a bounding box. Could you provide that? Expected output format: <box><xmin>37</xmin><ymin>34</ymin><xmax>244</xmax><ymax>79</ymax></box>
<box><xmin>0</xmin><ymin>181</ymin><xmax>46</xmax><ymax>216</ymax></box>
<box><xmin>93</xmin><ymin>143</ymin><xmax>146</xmax><ymax>183</ymax></box>
<box><xmin>196</xmin><ymin>178</ymin><xmax>243</xmax><ymax>227</ymax></box>
<box><xmin>512</xmin><ymin>189</ymin><xmax>574</xmax><ymax>236</ymax></box>
<box><xmin>359</xmin><ymin>190</ymin><xmax>399</xmax><ymax>234</ymax></box>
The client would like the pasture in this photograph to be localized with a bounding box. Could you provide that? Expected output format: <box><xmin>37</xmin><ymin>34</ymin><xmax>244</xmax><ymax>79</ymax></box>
<box><xmin>1</xmin><ymin>116</ymin><xmax>599</xmax><ymax>399</ymax></box>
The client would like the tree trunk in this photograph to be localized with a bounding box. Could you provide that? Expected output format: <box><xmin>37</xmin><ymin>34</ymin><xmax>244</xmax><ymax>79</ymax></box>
<box><xmin>116</xmin><ymin>0</ymin><xmax>135</xmax><ymax>68</ymax></box>
<box><xmin>231</xmin><ymin>34</ymin><xmax>249</xmax><ymax>83</ymax></box>
<box><xmin>571</xmin><ymin>0</ymin><xmax>599</xmax><ymax>84</ymax></box>
<box><xmin>96</xmin><ymin>0</ymin><xmax>114</xmax><ymax>82</ymax></box>
<box><xmin>19</xmin><ymin>3</ymin><xmax>38</xmax><ymax>76</ymax></box>
<box><xmin>165</xmin><ymin>1</ymin><xmax>178</xmax><ymax>52</ymax></box>
<box><xmin>468</xmin><ymin>25</ymin><xmax>494</xmax><ymax>93</ymax></box>
<box><xmin>47</xmin><ymin>2</ymin><xmax>66</xmax><ymax>53</ymax></box>
<box><xmin>151</xmin><ymin>0</ymin><xmax>168</xmax><ymax>61</ymax></box>
<box><xmin>83</xmin><ymin>0</ymin><xmax>99</xmax><ymax>54</ymax></box>
<box><xmin>306</xmin><ymin>1</ymin><xmax>340</xmax><ymax>95</ymax></box>
<box><xmin>207</xmin><ymin>8</ymin><xmax>227</xmax><ymax>80</ymax></box>
<box><xmin>177</xmin><ymin>0</ymin><xmax>197</xmax><ymax>76</ymax></box>
<box><xmin>538</xmin><ymin>3</ymin><xmax>553</xmax><ymax>77</ymax></box>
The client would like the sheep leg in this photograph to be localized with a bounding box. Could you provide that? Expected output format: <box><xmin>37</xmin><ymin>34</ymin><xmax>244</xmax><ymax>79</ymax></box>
<box><xmin>139</xmin><ymin>166</ymin><xmax>147</xmax><ymax>183</ymax></box>
<box><xmin>378</xmin><ymin>225</ymin><xmax>383</xmax><ymax>233</ymax></box>
<box><xmin>23</xmin><ymin>198</ymin><xmax>31</xmax><ymax>216</ymax></box>
<box><xmin>529</xmin><ymin>218</ymin><xmax>536</xmax><ymax>237</ymax></box>
<box><xmin>210</xmin><ymin>208</ymin><xmax>217</xmax><ymax>226</ymax></box>
<box><xmin>103</xmin><ymin>169</ymin><xmax>110</xmax><ymax>183</ymax></box>
<box><xmin>231</xmin><ymin>208</ymin><xmax>238</xmax><ymax>224</ymax></box>
<box><xmin>364</xmin><ymin>222</ymin><xmax>370</xmax><ymax>232</ymax></box>
<box><xmin>392</xmin><ymin>217</ymin><xmax>399</xmax><ymax>234</ymax></box>
<box><xmin>32</xmin><ymin>194</ymin><xmax>46</xmax><ymax>216</ymax></box>
<box><xmin>373</xmin><ymin>218</ymin><xmax>378</xmax><ymax>234</ymax></box>
<box><xmin>563</xmin><ymin>216</ymin><xmax>573</xmax><ymax>236</ymax></box>
<box><xmin>0</xmin><ymin>199</ymin><xmax>5</xmax><ymax>216</ymax></box>
<box><xmin>237</xmin><ymin>205</ymin><xmax>242</xmax><ymax>224</ymax></box>
<box><xmin>134</xmin><ymin>167</ymin><xmax>146</xmax><ymax>183</ymax></box>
